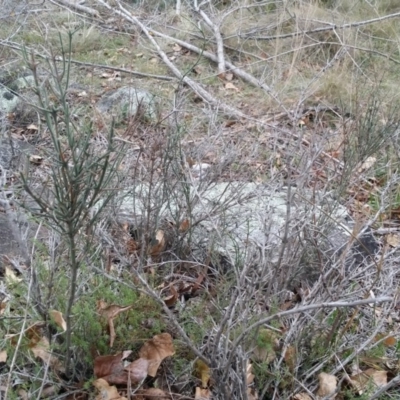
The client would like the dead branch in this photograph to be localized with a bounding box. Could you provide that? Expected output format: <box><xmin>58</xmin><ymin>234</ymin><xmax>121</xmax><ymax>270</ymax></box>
<box><xmin>195</xmin><ymin>4</ymin><xmax>226</xmax><ymax>76</ymax></box>
<box><xmin>51</xmin><ymin>0</ymin><xmax>100</xmax><ymax>18</ymax></box>
<box><xmin>148</xmin><ymin>28</ymin><xmax>290</xmax><ymax>116</ymax></box>
<box><xmin>0</xmin><ymin>39</ymin><xmax>175</xmax><ymax>81</ymax></box>
<box><xmin>93</xmin><ymin>0</ymin><xmax>247</xmax><ymax>118</ymax></box>
<box><xmin>245</xmin><ymin>11</ymin><xmax>400</xmax><ymax>41</ymax></box>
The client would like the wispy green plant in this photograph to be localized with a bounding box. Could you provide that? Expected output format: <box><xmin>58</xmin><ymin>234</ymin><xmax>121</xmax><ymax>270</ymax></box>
<box><xmin>20</xmin><ymin>30</ymin><xmax>125</xmax><ymax>375</ymax></box>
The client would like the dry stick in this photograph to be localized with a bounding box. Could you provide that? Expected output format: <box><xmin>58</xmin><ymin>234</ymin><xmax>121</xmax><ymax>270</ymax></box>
<box><xmin>94</xmin><ymin>0</ymin><xmax>246</xmax><ymax>118</ymax></box>
<box><xmin>223</xmin><ymin>296</ymin><xmax>392</xmax><ymax>373</ymax></box>
<box><xmin>369</xmin><ymin>374</ymin><xmax>400</xmax><ymax>399</ymax></box>
<box><xmin>195</xmin><ymin>6</ymin><xmax>226</xmax><ymax>76</ymax></box>
<box><xmin>246</xmin><ymin>11</ymin><xmax>400</xmax><ymax>40</ymax></box>
<box><xmin>296</xmin><ymin>46</ymin><xmax>347</xmax><ymax>112</ymax></box>
<box><xmin>0</xmin><ymin>39</ymin><xmax>175</xmax><ymax>82</ymax></box>
<box><xmin>92</xmin><ymin>264</ymin><xmax>211</xmax><ymax>365</ymax></box>
<box><xmin>57</xmin><ymin>58</ymin><xmax>176</xmax><ymax>81</ymax></box>
<box><xmin>3</xmin><ymin>267</ymin><xmax>36</xmax><ymax>399</ymax></box>
<box><xmin>147</xmin><ymin>28</ymin><xmax>290</xmax><ymax>116</ymax></box>
<box><xmin>52</xmin><ymin>0</ymin><xmax>100</xmax><ymax>18</ymax></box>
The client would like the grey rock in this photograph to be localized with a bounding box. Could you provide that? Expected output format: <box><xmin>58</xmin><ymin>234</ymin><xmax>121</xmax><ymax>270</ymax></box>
<box><xmin>0</xmin><ymin>139</ymin><xmax>35</xmax><ymax>264</ymax></box>
<box><xmin>105</xmin><ymin>182</ymin><xmax>358</xmax><ymax>275</ymax></box>
<box><xmin>0</xmin><ymin>72</ymin><xmax>37</xmax><ymax>131</ymax></box>
<box><xmin>96</xmin><ymin>86</ymin><xmax>158</xmax><ymax>121</ymax></box>
<box><xmin>0</xmin><ymin>86</ymin><xmax>20</xmax><ymax>114</ymax></box>
<box><xmin>0</xmin><ymin>138</ymin><xmax>33</xmax><ymax>170</ymax></box>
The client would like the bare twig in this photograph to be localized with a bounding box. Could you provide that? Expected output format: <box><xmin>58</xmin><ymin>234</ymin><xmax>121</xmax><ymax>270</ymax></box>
<box><xmin>147</xmin><ymin>28</ymin><xmax>290</xmax><ymax>116</ymax></box>
<box><xmin>51</xmin><ymin>0</ymin><xmax>100</xmax><ymax>18</ymax></box>
<box><xmin>0</xmin><ymin>39</ymin><xmax>175</xmax><ymax>81</ymax></box>
<box><xmin>195</xmin><ymin>4</ymin><xmax>226</xmax><ymax>76</ymax></box>
<box><xmin>93</xmin><ymin>0</ymin><xmax>247</xmax><ymax>118</ymax></box>
<box><xmin>225</xmin><ymin>296</ymin><xmax>393</xmax><ymax>372</ymax></box>
<box><xmin>245</xmin><ymin>11</ymin><xmax>400</xmax><ymax>40</ymax></box>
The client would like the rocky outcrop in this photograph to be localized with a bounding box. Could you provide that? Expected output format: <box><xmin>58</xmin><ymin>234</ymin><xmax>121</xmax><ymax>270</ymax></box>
<box><xmin>105</xmin><ymin>180</ymin><xmax>378</xmax><ymax>285</ymax></box>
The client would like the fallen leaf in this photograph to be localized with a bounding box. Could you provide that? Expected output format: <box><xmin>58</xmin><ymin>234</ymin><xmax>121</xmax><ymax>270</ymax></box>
<box><xmin>31</xmin><ymin>337</ymin><xmax>65</xmax><ymax>372</ymax></box>
<box><xmin>49</xmin><ymin>310</ymin><xmax>67</xmax><ymax>332</ymax></box>
<box><xmin>193</xmin><ymin>66</ymin><xmax>204</xmax><ymax>75</ymax></box>
<box><xmin>173</xmin><ymin>44</ymin><xmax>182</xmax><ymax>52</ymax></box>
<box><xmin>246</xmin><ymin>361</ymin><xmax>255</xmax><ymax>385</ymax></box>
<box><xmin>0</xmin><ymin>350</ymin><xmax>7</xmax><ymax>363</ymax></box>
<box><xmin>225</xmin><ymin>82</ymin><xmax>239</xmax><ymax>91</ymax></box>
<box><xmin>27</xmin><ymin>124</ymin><xmax>38</xmax><ymax>130</ymax></box>
<box><xmin>357</xmin><ymin>156</ymin><xmax>376</xmax><ymax>174</ymax></box>
<box><xmin>94</xmin><ymin>351</ymin><xmax>133</xmax><ymax>385</ymax></box>
<box><xmin>139</xmin><ymin>333</ymin><xmax>175</xmax><ymax>377</ymax></box>
<box><xmin>194</xmin><ymin>359</ymin><xmax>210</xmax><ymax>388</ymax></box>
<box><xmin>386</xmin><ymin>233</ymin><xmax>400</xmax><ymax>247</ymax></box>
<box><xmin>163</xmin><ymin>285</ymin><xmax>179</xmax><ymax>307</ymax></box>
<box><xmin>124</xmin><ymin>357</ymin><xmax>149</xmax><ymax>383</ymax></box>
<box><xmin>97</xmin><ymin>301</ymin><xmax>133</xmax><ymax>347</ymax></box>
<box><xmin>384</xmin><ymin>336</ymin><xmax>397</xmax><ymax>346</ymax></box>
<box><xmin>284</xmin><ymin>345</ymin><xmax>297</xmax><ymax>373</ymax></box>
<box><xmin>0</xmin><ymin>300</ymin><xmax>6</xmax><ymax>315</ymax></box>
<box><xmin>350</xmin><ymin>368</ymin><xmax>387</xmax><ymax>394</ymax></box>
<box><xmin>138</xmin><ymin>388</ymin><xmax>169</xmax><ymax>400</ymax></box>
<box><xmin>29</xmin><ymin>155</ymin><xmax>43</xmax><ymax>165</ymax></box>
<box><xmin>93</xmin><ymin>378</ymin><xmax>127</xmax><ymax>400</ymax></box>
<box><xmin>148</xmin><ymin>230</ymin><xmax>166</xmax><ymax>257</ymax></box>
<box><xmin>5</xmin><ymin>266</ymin><xmax>22</xmax><ymax>283</ymax></box>
<box><xmin>179</xmin><ymin>218</ymin><xmax>190</xmax><ymax>233</ymax></box>
<box><xmin>293</xmin><ymin>394</ymin><xmax>313</xmax><ymax>400</ymax></box>
<box><xmin>17</xmin><ymin>389</ymin><xmax>28</xmax><ymax>400</ymax></box>
<box><xmin>195</xmin><ymin>387</ymin><xmax>211</xmax><ymax>399</ymax></box>
<box><xmin>246</xmin><ymin>361</ymin><xmax>258</xmax><ymax>399</ymax></box>
<box><xmin>225</xmin><ymin>73</ymin><xmax>234</xmax><ymax>81</ymax></box>
<box><xmin>316</xmin><ymin>372</ymin><xmax>337</xmax><ymax>397</ymax></box>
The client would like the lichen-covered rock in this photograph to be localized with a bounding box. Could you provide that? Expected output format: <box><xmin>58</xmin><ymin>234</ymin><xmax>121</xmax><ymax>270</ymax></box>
<box><xmin>0</xmin><ymin>71</ymin><xmax>37</xmax><ymax>130</ymax></box>
<box><xmin>0</xmin><ymin>138</ymin><xmax>33</xmax><ymax>170</ymax></box>
<box><xmin>103</xmin><ymin>181</ymin><xmax>368</xmax><ymax>285</ymax></box>
<box><xmin>96</xmin><ymin>86</ymin><xmax>158</xmax><ymax>121</ymax></box>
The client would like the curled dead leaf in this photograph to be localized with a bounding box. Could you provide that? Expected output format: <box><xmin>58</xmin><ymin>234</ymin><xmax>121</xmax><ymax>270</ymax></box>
<box><xmin>139</xmin><ymin>333</ymin><xmax>175</xmax><ymax>377</ymax></box>
<box><xmin>0</xmin><ymin>350</ymin><xmax>7</xmax><ymax>363</ymax></box>
<box><xmin>225</xmin><ymin>82</ymin><xmax>239</xmax><ymax>92</ymax></box>
<box><xmin>94</xmin><ymin>351</ymin><xmax>133</xmax><ymax>385</ymax></box>
<box><xmin>195</xmin><ymin>387</ymin><xmax>211</xmax><ymax>399</ymax></box>
<box><xmin>350</xmin><ymin>368</ymin><xmax>387</xmax><ymax>395</ymax></box>
<box><xmin>5</xmin><ymin>266</ymin><xmax>22</xmax><ymax>283</ymax></box>
<box><xmin>194</xmin><ymin>359</ymin><xmax>210</xmax><ymax>388</ymax></box>
<box><xmin>163</xmin><ymin>285</ymin><xmax>178</xmax><ymax>307</ymax></box>
<box><xmin>179</xmin><ymin>218</ymin><xmax>190</xmax><ymax>233</ymax></box>
<box><xmin>148</xmin><ymin>230</ymin><xmax>166</xmax><ymax>257</ymax></box>
<box><xmin>138</xmin><ymin>388</ymin><xmax>169</xmax><ymax>400</ymax></box>
<box><xmin>284</xmin><ymin>345</ymin><xmax>297</xmax><ymax>373</ymax></box>
<box><xmin>49</xmin><ymin>310</ymin><xmax>67</xmax><ymax>332</ymax></box>
<box><xmin>316</xmin><ymin>372</ymin><xmax>337</xmax><ymax>397</ymax></box>
<box><xmin>386</xmin><ymin>233</ymin><xmax>400</xmax><ymax>247</ymax></box>
<box><xmin>93</xmin><ymin>378</ymin><xmax>127</xmax><ymax>400</ymax></box>
<box><xmin>293</xmin><ymin>394</ymin><xmax>313</xmax><ymax>400</ymax></box>
<box><xmin>124</xmin><ymin>357</ymin><xmax>149</xmax><ymax>383</ymax></box>
<box><xmin>97</xmin><ymin>301</ymin><xmax>133</xmax><ymax>348</ymax></box>
<box><xmin>29</xmin><ymin>155</ymin><xmax>43</xmax><ymax>165</ymax></box>
<box><xmin>31</xmin><ymin>337</ymin><xmax>65</xmax><ymax>372</ymax></box>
